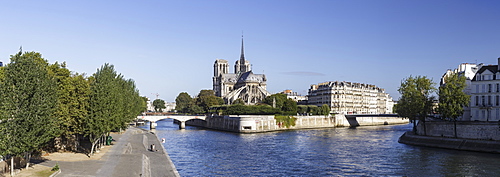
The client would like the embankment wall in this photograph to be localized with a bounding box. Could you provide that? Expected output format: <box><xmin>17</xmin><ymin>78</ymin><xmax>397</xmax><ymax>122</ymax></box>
<box><xmin>415</xmin><ymin>121</ymin><xmax>500</xmax><ymax>140</ymax></box>
<box><xmin>399</xmin><ymin>131</ymin><xmax>500</xmax><ymax>153</ymax></box>
<box><xmin>187</xmin><ymin>114</ymin><xmax>408</xmax><ymax>133</ymax></box>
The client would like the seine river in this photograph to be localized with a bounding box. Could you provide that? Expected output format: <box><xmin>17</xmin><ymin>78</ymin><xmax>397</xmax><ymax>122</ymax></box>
<box><xmin>140</xmin><ymin>120</ymin><xmax>500</xmax><ymax>176</ymax></box>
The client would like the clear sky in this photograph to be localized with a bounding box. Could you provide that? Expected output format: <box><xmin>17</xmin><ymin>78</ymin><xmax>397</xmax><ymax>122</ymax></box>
<box><xmin>1</xmin><ymin>0</ymin><xmax>500</xmax><ymax>102</ymax></box>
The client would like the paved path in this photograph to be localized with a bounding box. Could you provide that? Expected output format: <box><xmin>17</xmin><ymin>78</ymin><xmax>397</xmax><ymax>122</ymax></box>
<box><xmin>39</xmin><ymin>127</ymin><xmax>180</xmax><ymax>177</ymax></box>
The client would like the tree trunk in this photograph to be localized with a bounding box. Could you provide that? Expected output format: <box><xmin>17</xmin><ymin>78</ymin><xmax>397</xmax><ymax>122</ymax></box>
<box><xmin>90</xmin><ymin>134</ymin><xmax>94</xmax><ymax>156</ymax></box>
<box><xmin>90</xmin><ymin>134</ymin><xmax>99</xmax><ymax>156</ymax></box>
<box><xmin>10</xmin><ymin>156</ymin><xmax>14</xmax><ymax>177</ymax></box>
<box><xmin>25</xmin><ymin>152</ymin><xmax>31</xmax><ymax>169</ymax></box>
<box><xmin>454</xmin><ymin>120</ymin><xmax>458</xmax><ymax>138</ymax></box>
<box><xmin>423</xmin><ymin>117</ymin><xmax>427</xmax><ymax>136</ymax></box>
<box><xmin>412</xmin><ymin>118</ymin><xmax>417</xmax><ymax>135</ymax></box>
<box><xmin>90</xmin><ymin>142</ymin><xmax>96</xmax><ymax>156</ymax></box>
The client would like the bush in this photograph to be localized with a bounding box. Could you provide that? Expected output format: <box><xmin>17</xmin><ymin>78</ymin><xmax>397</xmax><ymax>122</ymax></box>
<box><xmin>275</xmin><ymin>115</ymin><xmax>296</xmax><ymax>128</ymax></box>
<box><xmin>52</xmin><ymin>163</ymin><xmax>60</xmax><ymax>171</ymax></box>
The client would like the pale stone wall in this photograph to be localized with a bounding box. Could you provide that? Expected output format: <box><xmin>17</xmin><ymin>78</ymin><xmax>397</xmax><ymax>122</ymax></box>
<box><xmin>416</xmin><ymin>121</ymin><xmax>500</xmax><ymax>140</ymax></box>
<box><xmin>199</xmin><ymin>115</ymin><xmax>408</xmax><ymax>133</ymax></box>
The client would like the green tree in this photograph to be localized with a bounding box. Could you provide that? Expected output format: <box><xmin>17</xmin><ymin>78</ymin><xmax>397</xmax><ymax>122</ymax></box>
<box><xmin>153</xmin><ymin>99</ymin><xmax>166</xmax><ymax>112</ymax></box>
<box><xmin>282</xmin><ymin>98</ymin><xmax>298</xmax><ymax>115</ymax></box>
<box><xmin>48</xmin><ymin>62</ymin><xmax>90</xmax><ymax>151</ymax></box>
<box><xmin>321</xmin><ymin>104</ymin><xmax>331</xmax><ymax>117</ymax></box>
<box><xmin>175</xmin><ymin>92</ymin><xmax>192</xmax><ymax>113</ymax></box>
<box><xmin>263</xmin><ymin>93</ymin><xmax>297</xmax><ymax>115</ymax></box>
<box><xmin>297</xmin><ymin>105</ymin><xmax>308</xmax><ymax>115</ymax></box>
<box><xmin>188</xmin><ymin>104</ymin><xmax>205</xmax><ymax>114</ymax></box>
<box><xmin>307</xmin><ymin>105</ymin><xmax>320</xmax><ymax>115</ymax></box>
<box><xmin>0</xmin><ymin>51</ymin><xmax>59</xmax><ymax>171</ymax></box>
<box><xmin>139</xmin><ymin>96</ymin><xmax>149</xmax><ymax>113</ymax></box>
<box><xmin>396</xmin><ymin>75</ymin><xmax>435</xmax><ymax>135</ymax></box>
<box><xmin>85</xmin><ymin>63</ymin><xmax>121</xmax><ymax>155</ymax></box>
<box><xmin>84</xmin><ymin>64</ymin><xmax>144</xmax><ymax>155</ymax></box>
<box><xmin>195</xmin><ymin>90</ymin><xmax>224</xmax><ymax>113</ymax></box>
<box><xmin>263</xmin><ymin>94</ymin><xmax>287</xmax><ymax>109</ymax></box>
<box><xmin>114</xmin><ymin>77</ymin><xmax>143</xmax><ymax>131</ymax></box>
<box><xmin>438</xmin><ymin>73</ymin><xmax>470</xmax><ymax>137</ymax></box>
<box><xmin>232</xmin><ymin>98</ymin><xmax>245</xmax><ymax>105</ymax></box>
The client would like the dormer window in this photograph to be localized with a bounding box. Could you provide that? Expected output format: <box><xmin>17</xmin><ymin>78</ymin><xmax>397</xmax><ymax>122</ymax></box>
<box><xmin>477</xmin><ymin>74</ymin><xmax>481</xmax><ymax>81</ymax></box>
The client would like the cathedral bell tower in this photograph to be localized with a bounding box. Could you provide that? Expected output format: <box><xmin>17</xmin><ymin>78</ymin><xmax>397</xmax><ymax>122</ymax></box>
<box><xmin>213</xmin><ymin>59</ymin><xmax>228</xmax><ymax>97</ymax></box>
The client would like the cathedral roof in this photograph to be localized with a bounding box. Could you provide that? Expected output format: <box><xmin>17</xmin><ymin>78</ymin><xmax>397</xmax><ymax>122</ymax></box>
<box><xmin>237</xmin><ymin>71</ymin><xmax>266</xmax><ymax>83</ymax></box>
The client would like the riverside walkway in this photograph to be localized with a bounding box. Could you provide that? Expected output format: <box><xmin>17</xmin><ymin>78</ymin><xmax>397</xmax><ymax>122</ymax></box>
<box><xmin>38</xmin><ymin>127</ymin><xmax>179</xmax><ymax>177</ymax></box>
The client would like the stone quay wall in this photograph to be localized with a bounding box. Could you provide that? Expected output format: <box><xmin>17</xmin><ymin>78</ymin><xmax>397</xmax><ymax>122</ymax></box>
<box><xmin>338</xmin><ymin>115</ymin><xmax>409</xmax><ymax>127</ymax></box>
<box><xmin>399</xmin><ymin>131</ymin><xmax>500</xmax><ymax>153</ymax></box>
<box><xmin>415</xmin><ymin>121</ymin><xmax>500</xmax><ymax>140</ymax></box>
<box><xmin>187</xmin><ymin>114</ymin><xmax>408</xmax><ymax>133</ymax></box>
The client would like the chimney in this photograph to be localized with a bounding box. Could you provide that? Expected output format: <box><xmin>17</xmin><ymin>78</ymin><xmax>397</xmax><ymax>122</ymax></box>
<box><xmin>498</xmin><ymin>57</ymin><xmax>500</xmax><ymax>71</ymax></box>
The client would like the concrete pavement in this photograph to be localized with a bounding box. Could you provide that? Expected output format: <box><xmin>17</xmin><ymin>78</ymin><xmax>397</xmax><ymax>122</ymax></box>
<box><xmin>39</xmin><ymin>127</ymin><xmax>180</xmax><ymax>177</ymax></box>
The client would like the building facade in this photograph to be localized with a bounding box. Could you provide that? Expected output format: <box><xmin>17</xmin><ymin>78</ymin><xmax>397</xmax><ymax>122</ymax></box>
<box><xmin>440</xmin><ymin>63</ymin><xmax>480</xmax><ymax>121</ymax></box>
<box><xmin>469</xmin><ymin>58</ymin><xmax>500</xmax><ymax>121</ymax></box>
<box><xmin>308</xmin><ymin>81</ymin><xmax>393</xmax><ymax>114</ymax></box>
<box><xmin>213</xmin><ymin>37</ymin><xmax>271</xmax><ymax>105</ymax></box>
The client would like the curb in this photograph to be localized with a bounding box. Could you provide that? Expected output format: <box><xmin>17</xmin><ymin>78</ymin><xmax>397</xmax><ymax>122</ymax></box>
<box><xmin>49</xmin><ymin>169</ymin><xmax>61</xmax><ymax>177</ymax></box>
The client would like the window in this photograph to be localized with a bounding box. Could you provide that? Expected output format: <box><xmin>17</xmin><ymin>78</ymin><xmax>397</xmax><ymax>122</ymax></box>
<box><xmin>488</xmin><ymin>95</ymin><xmax>491</xmax><ymax>105</ymax></box>
<box><xmin>482</xmin><ymin>96</ymin><xmax>485</xmax><ymax>106</ymax></box>
<box><xmin>497</xmin><ymin>95</ymin><xmax>500</xmax><ymax>106</ymax></box>
<box><xmin>497</xmin><ymin>84</ymin><xmax>499</xmax><ymax>92</ymax></box>
<box><xmin>482</xmin><ymin>84</ymin><xmax>485</xmax><ymax>93</ymax></box>
<box><xmin>476</xmin><ymin>96</ymin><xmax>479</xmax><ymax>106</ymax></box>
<box><xmin>476</xmin><ymin>85</ymin><xmax>480</xmax><ymax>93</ymax></box>
<box><xmin>489</xmin><ymin>84</ymin><xmax>492</xmax><ymax>93</ymax></box>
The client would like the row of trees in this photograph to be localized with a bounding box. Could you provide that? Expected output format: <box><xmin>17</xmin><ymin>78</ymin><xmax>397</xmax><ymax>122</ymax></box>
<box><xmin>175</xmin><ymin>90</ymin><xmax>224</xmax><ymax>114</ymax></box>
<box><xmin>0</xmin><ymin>51</ymin><xmax>146</xmax><ymax>172</ymax></box>
<box><xmin>174</xmin><ymin>92</ymin><xmax>331</xmax><ymax>116</ymax></box>
<box><xmin>395</xmin><ymin>73</ymin><xmax>469</xmax><ymax>136</ymax></box>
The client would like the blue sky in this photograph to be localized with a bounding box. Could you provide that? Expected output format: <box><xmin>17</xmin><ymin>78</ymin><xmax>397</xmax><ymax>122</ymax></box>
<box><xmin>1</xmin><ymin>0</ymin><xmax>500</xmax><ymax>102</ymax></box>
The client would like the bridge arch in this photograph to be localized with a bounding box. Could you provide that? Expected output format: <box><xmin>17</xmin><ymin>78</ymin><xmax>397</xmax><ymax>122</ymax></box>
<box><xmin>137</xmin><ymin>115</ymin><xmax>207</xmax><ymax>129</ymax></box>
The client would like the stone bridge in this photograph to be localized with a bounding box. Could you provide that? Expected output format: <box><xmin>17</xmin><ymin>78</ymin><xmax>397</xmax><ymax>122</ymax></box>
<box><xmin>137</xmin><ymin>115</ymin><xmax>206</xmax><ymax>129</ymax></box>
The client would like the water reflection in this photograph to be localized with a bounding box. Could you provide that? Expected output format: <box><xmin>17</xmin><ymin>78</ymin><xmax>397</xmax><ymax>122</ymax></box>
<box><xmin>139</xmin><ymin>120</ymin><xmax>500</xmax><ymax>176</ymax></box>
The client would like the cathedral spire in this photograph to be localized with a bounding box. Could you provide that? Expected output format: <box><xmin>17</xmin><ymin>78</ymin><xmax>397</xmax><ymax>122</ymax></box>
<box><xmin>240</xmin><ymin>35</ymin><xmax>245</xmax><ymax>62</ymax></box>
<box><xmin>239</xmin><ymin>34</ymin><xmax>246</xmax><ymax>72</ymax></box>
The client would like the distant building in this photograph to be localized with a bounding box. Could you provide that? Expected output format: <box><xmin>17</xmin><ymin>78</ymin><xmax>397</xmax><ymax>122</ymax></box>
<box><xmin>281</xmin><ymin>90</ymin><xmax>307</xmax><ymax>104</ymax></box>
<box><xmin>147</xmin><ymin>98</ymin><xmax>176</xmax><ymax>112</ymax></box>
<box><xmin>165</xmin><ymin>102</ymin><xmax>176</xmax><ymax>112</ymax></box>
<box><xmin>440</xmin><ymin>63</ymin><xmax>481</xmax><ymax>120</ymax></box>
<box><xmin>212</xmin><ymin>37</ymin><xmax>271</xmax><ymax>105</ymax></box>
<box><xmin>469</xmin><ymin>58</ymin><xmax>500</xmax><ymax>121</ymax></box>
<box><xmin>308</xmin><ymin>81</ymin><xmax>393</xmax><ymax>114</ymax></box>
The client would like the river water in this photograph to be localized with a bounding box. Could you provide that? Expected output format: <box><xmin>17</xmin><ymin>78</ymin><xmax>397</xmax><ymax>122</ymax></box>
<box><xmin>140</xmin><ymin>120</ymin><xmax>500</xmax><ymax>176</ymax></box>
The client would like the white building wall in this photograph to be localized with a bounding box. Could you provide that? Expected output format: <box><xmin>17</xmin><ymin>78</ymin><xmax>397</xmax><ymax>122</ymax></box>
<box><xmin>468</xmin><ymin>61</ymin><xmax>500</xmax><ymax>121</ymax></box>
<box><xmin>308</xmin><ymin>81</ymin><xmax>393</xmax><ymax>114</ymax></box>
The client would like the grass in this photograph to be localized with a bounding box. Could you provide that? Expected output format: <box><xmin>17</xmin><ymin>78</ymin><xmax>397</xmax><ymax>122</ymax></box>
<box><xmin>34</xmin><ymin>169</ymin><xmax>56</xmax><ymax>177</ymax></box>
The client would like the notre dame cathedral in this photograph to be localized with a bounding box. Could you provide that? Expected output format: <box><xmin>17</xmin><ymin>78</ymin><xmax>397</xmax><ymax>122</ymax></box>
<box><xmin>213</xmin><ymin>37</ymin><xmax>271</xmax><ymax>105</ymax></box>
